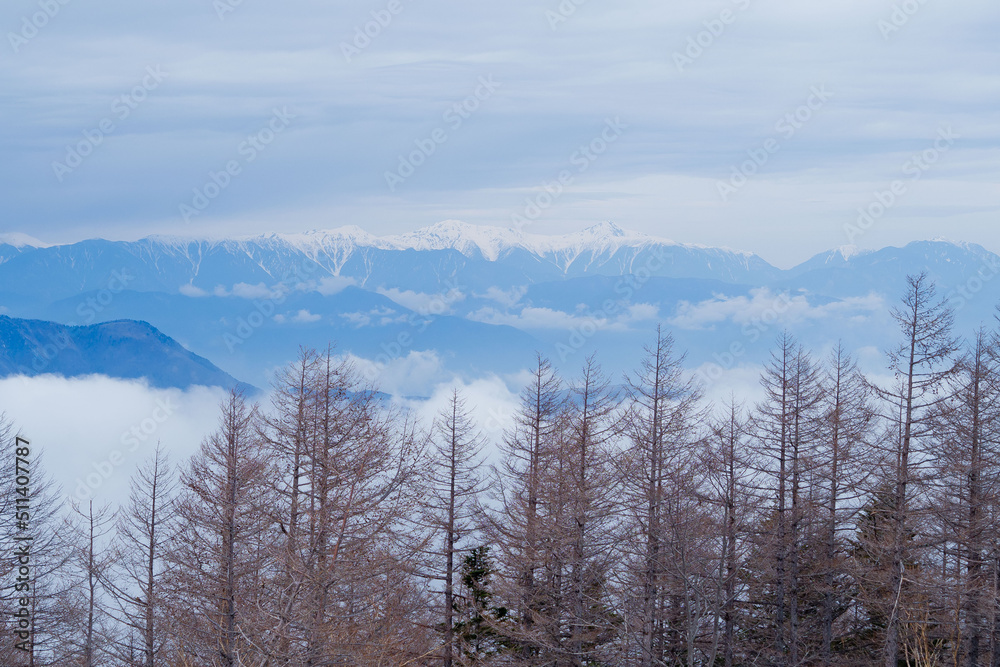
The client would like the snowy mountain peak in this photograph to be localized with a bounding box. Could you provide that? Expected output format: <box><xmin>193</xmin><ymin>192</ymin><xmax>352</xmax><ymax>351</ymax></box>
<box><xmin>834</xmin><ymin>245</ymin><xmax>870</xmax><ymax>261</ymax></box>
<box><xmin>389</xmin><ymin>220</ymin><xmax>523</xmax><ymax>261</ymax></box>
<box><xmin>582</xmin><ymin>221</ymin><xmax>627</xmax><ymax>238</ymax></box>
<box><xmin>262</xmin><ymin>220</ymin><xmax>691</xmax><ymax>262</ymax></box>
<box><xmin>925</xmin><ymin>237</ymin><xmax>985</xmax><ymax>254</ymax></box>
<box><xmin>316</xmin><ymin>225</ymin><xmax>375</xmax><ymax>240</ymax></box>
<box><xmin>0</xmin><ymin>232</ymin><xmax>51</xmax><ymax>248</ymax></box>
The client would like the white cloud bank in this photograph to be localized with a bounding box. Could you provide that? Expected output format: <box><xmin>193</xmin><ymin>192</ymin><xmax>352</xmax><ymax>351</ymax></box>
<box><xmin>0</xmin><ymin>375</ymin><xmax>227</xmax><ymax>509</ymax></box>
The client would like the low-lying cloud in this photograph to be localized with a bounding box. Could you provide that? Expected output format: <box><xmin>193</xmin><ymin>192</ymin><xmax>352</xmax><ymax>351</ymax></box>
<box><xmin>669</xmin><ymin>289</ymin><xmax>884</xmax><ymax>330</ymax></box>
<box><xmin>0</xmin><ymin>375</ymin><xmax>227</xmax><ymax>509</ymax></box>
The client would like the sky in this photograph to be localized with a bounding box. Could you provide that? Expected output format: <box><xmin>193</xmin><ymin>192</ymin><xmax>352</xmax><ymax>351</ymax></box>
<box><xmin>1</xmin><ymin>0</ymin><xmax>998</xmax><ymax>267</ymax></box>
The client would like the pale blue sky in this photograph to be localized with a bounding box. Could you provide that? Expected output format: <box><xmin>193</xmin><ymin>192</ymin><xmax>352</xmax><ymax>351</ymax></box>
<box><xmin>2</xmin><ymin>0</ymin><xmax>998</xmax><ymax>267</ymax></box>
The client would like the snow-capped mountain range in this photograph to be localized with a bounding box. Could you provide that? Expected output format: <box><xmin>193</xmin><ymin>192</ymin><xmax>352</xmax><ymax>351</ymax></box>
<box><xmin>0</xmin><ymin>221</ymin><xmax>780</xmax><ymax>301</ymax></box>
<box><xmin>177</xmin><ymin>221</ymin><xmax>738</xmax><ymax>260</ymax></box>
<box><xmin>1</xmin><ymin>221</ymin><xmax>998</xmax><ymax>390</ymax></box>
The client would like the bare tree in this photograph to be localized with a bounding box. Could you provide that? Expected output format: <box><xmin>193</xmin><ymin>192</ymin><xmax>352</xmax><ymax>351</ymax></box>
<box><xmin>108</xmin><ymin>445</ymin><xmax>177</xmax><ymax>667</ymax></box>
<box><xmin>483</xmin><ymin>354</ymin><xmax>564</xmax><ymax>664</ymax></box>
<box><xmin>259</xmin><ymin>347</ymin><xmax>429</xmax><ymax>665</ymax></box>
<box><xmin>257</xmin><ymin>349</ymin><xmax>318</xmax><ymax>663</ymax></box>
<box><xmin>63</xmin><ymin>500</ymin><xmax>117</xmax><ymax>666</ymax></box>
<box><xmin>422</xmin><ymin>389</ymin><xmax>490</xmax><ymax>666</ymax></box>
<box><xmin>870</xmin><ymin>272</ymin><xmax>959</xmax><ymax>667</ymax></box>
<box><xmin>560</xmin><ymin>356</ymin><xmax>621</xmax><ymax>665</ymax></box>
<box><xmin>929</xmin><ymin>327</ymin><xmax>1000</xmax><ymax>666</ymax></box>
<box><xmin>703</xmin><ymin>396</ymin><xmax>759</xmax><ymax>667</ymax></box>
<box><xmin>816</xmin><ymin>344</ymin><xmax>875</xmax><ymax>664</ymax></box>
<box><xmin>0</xmin><ymin>424</ymin><xmax>74</xmax><ymax>667</ymax></box>
<box><xmin>164</xmin><ymin>389</ymin><xmax>274</xmax><ymax>666</ymax></box>
<box><xmin>619</xmin><ymin>327</ymin><xmax>705</xmax><ymax>666</ymax></box>
<box><xmin>747</xmin><ymin>334</ymin><xmax>824</xmax><ymax>665</ymax></box>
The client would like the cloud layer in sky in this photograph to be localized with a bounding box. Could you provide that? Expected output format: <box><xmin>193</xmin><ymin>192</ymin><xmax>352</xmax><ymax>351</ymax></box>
<box><xmin>2</xmin><ymin>0</ymin><xmax>998</xmax><ymax>266</ymax></box>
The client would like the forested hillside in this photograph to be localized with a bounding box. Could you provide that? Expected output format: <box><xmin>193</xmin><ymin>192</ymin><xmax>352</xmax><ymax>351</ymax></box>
<box><xmin>1</xmin><ymin>272</ymin><xmax>997</xmax><ymax>666</ymax></box>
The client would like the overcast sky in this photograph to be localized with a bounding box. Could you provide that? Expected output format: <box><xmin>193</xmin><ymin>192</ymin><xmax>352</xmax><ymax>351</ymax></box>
<box><xmin>2</xmin><ymin>0</ymin><xmax>998</xmax><ymax>267</ymax></box>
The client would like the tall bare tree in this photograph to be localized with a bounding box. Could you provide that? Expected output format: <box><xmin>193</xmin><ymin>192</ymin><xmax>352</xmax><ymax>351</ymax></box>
<box><xmin>0</xmin><ymin>425</ymin><xmax>74</xmax><ymax>667</ymax></box>
<box><xmin>63</xmin><ymin>500</ymin><xmax>117</xmax><ymax>667</ymax></box>
<box><xmin>483</xmin><ymin>354</ymin><xmax>564</xmax><ymax>664</ymax></box>
<box><xmin>164</xmin><ymin>389</ymin><xmax>274</xmax><ymax>666</ymax></box>
<box><xmin>930</xmin><ymin>327</ymin><xmax>1000</xmax><ymax>666</ymax></box>
<box><xmin>259</xmin><ymin>347</ymin><xmax>428</xmax><ymax>665</ymax></box>
<box><xmin>703</xmin><ymin>397</ymin><xmax>759</xmax><ymax>667</ymax></box>
<box><xmin>560</xmin><ymin>357</ymin><xmax>620</xmax><ymax>665</ymax></box>
<box><xmin>420</xmin><ymin>389</ymin><xmax>489</xmax><ymax>666</ymax></box>
<box><xmin>109</xmin><ymin>445</ymin><xmax>177</xmax><ymax>667</ymax></box>
<box><xmin>620</xmin><ymin>327</ymin><xmax>705</xmax><ymax>666</ymax></box>
<box><xmin>747</xmin><ymin>334</ymin><xmax>824</xmax><ymax>665</ymax></box>
<box><xmin>816</xmin><ymin>344</ymin><xmax>875</xmax><ymax>664</ymax></box>
<box><xmin>871</xmin><ymin>272</ymin><xmax>959</xmax><ymax>667</ymax></box>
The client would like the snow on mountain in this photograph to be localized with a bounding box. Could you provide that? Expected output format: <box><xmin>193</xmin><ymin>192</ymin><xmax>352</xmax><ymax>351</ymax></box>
<box><xmin>262</xmin><ymin>220</ymin><xmax>674</xmax><ymax>262</ymax></box>
<box><xmin>385</xmin><ymin>220</ymin><xmax>523</xmax><ymax>261</ymax></box>
<box><xmin>5</xmin><ymin>223</ymin><xmax>996</xmax><ymax>309</ymax></box>
<box><xmin>520</xmin><ymin>221</ymin><xmax>661</xmax><ymax>255</ymax></box>
<box><xmin>789</xmin><ymin>245</ymin><xmax>874</xmax><ymax>273</ymax></box>
<box><xmin>1</xmin><ymin>227</ymin><xmax>998</xmax><ymax>388</ymax></box>
<box><xmin>0</xmin><ymin>232</ymin><xmax>50</xmax><ymax>248</ymax></box>
<box><xmin>834</xmin><ymin>245</ymin><xmax>870</xmax><ymax>261</ymax></box>
<box><xmin>263</xmin><ymin>226</ymin><xmax>397</xmax><ymax>254</ymax></box>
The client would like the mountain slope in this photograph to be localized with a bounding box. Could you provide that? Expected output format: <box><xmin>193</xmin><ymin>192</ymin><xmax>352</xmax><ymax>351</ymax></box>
<box><xmin>34</xmin><ymin>286</ymin><xmax>542</xmax><ymax>387</ymax></box>
<box><xmin>0</xmin><ymin>316</ymin><xmax>253</xmax><ymax>391</ymax></box>
<box><xmin>783</xmin><ymin>240</ymin><xmax>1000</xmax><ymax>305</ymax></box>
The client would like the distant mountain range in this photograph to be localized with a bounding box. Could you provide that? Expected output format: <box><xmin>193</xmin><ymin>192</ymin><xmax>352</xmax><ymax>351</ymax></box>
<box><xmin>0</xmin><ymin>316</ymin><xmax>252</xmax><ymax>392</ymax></box>
<box><xmin>1</xmin><ymin>222</ymin><xmax>998</xmax><ymax>390</ymax></box>
<box><xmin>0</xmin><ymin>222</ymin><xmax>778</xmax><ymax>301</ymax></box>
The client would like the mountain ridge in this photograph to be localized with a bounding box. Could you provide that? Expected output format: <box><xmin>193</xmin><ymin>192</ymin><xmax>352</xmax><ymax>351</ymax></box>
<box><xmin>4</xmin><ymin>222</ymin><xmax>990</xmax><ymax>272</ymax></box>
<box><xmin>0</xmin><ymin>315</ymin><xmax>254</xmax><ymax>392</ymax></box>
<box><xmin>0</xmin><ymin>222</ymin><xmax>781</xmax><ymax>299</ymax></box>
